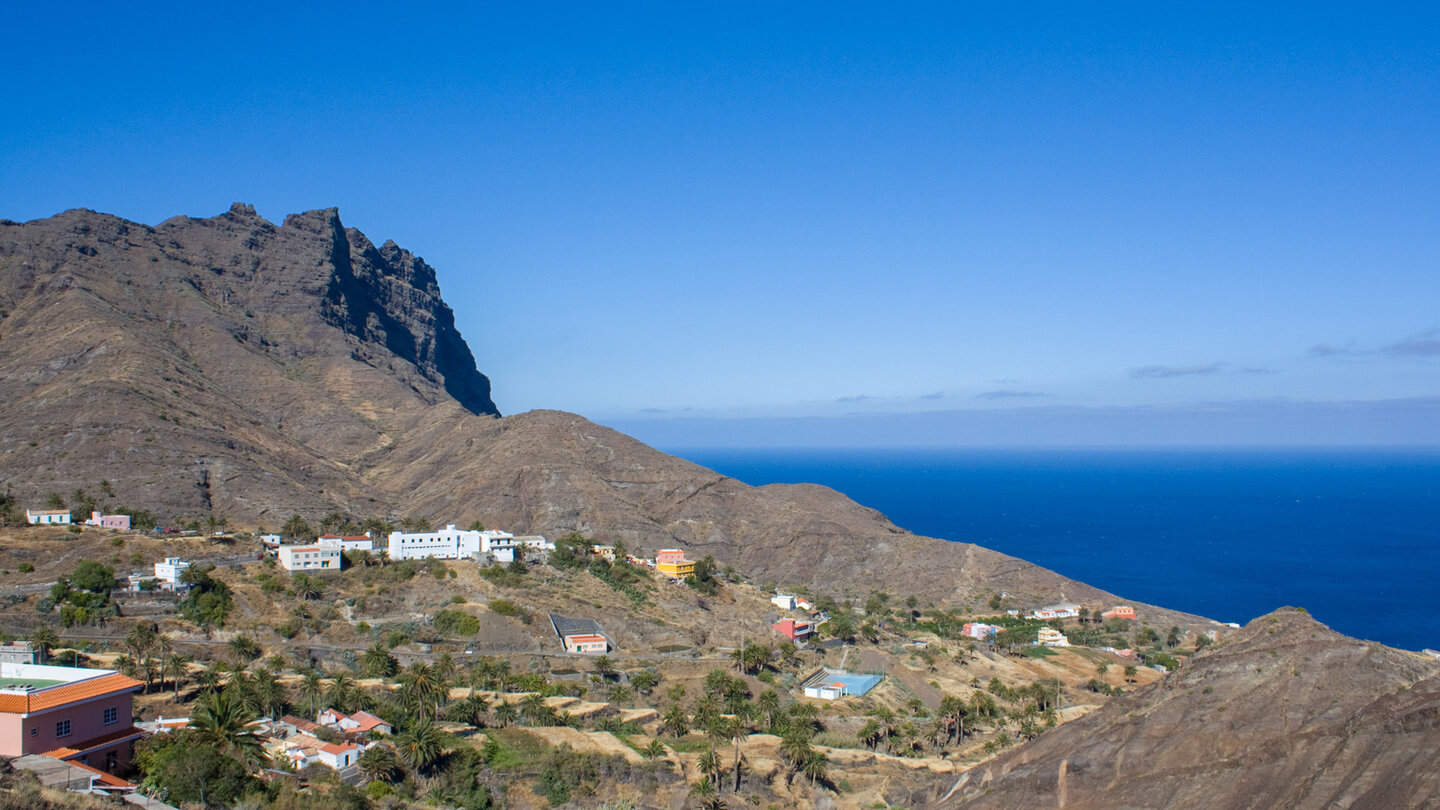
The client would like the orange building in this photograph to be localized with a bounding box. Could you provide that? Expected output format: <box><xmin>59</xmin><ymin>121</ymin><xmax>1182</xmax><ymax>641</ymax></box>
<box><xmin>1101</xmin><ymin>606</ymin><xmax>1137</xmax><ymax>620</ymax></box>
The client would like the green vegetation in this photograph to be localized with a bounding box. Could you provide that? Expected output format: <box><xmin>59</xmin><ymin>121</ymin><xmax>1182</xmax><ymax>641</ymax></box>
<box><xmin>177</xmin><ymin>564</ymin><xmax>234</xmax><ymax>627</ymax></box>
<box><xmin>432</xmin><ymin>609</ymin><xmax>481</xmax><ymax>637</ymax></box>
<box><xmin>47</xmin><ymin>561</ymin><xmax>117</xmax><ymax>626</ymax></box>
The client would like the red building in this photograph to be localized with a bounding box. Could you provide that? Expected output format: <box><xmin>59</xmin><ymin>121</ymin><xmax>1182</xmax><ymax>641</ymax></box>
<box><xmin>772</xmin><ymin>618</ymin><xmax>816</xmax><ymax>643</ymax></box>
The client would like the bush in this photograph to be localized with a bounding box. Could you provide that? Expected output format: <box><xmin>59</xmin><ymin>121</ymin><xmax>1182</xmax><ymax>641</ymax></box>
<box><xmin>17</xmin><ymin>563</ymin><xmax>33</xmax><ymax>574</ymax></box>
<box><xmin>433</xmin><ymin>609</ymin><xmax>481</xmax><ymax>637</ymax></box>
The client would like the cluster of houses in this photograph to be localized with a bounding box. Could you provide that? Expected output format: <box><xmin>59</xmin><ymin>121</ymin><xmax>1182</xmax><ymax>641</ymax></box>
<box><xmin>262</xmin><ymin>526</ymin><xmax>558</xmax><ymax>573</ymax></box>
<box><xmin>770</xmin><ymin>593</ymin><xmax>825</xmax><ymax>645</ymax></box>
<box><xmin>23</xmin><ymin>509</ymin><xmax>131</xmax><ymax>529</ymax></box>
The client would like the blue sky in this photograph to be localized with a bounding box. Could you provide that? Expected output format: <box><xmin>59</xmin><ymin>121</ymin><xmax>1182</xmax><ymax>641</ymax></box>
<box><xmin>4</xmin><ymin>3</ymin><xmax>1438</xmax><ymax>445</ymax></box>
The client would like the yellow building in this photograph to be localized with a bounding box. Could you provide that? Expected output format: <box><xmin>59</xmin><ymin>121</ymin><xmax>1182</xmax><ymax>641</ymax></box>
<box><xmin>655</xmin><ymin>548</ymin><xmax>695</xmax><ymax>579</ymax></box>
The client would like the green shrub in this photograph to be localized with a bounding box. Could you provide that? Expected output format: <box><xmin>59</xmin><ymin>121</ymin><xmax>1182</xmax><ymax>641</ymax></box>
<box><xmin>432</xmin><ymin>609</ymin><xmax>481</xmax><ymax>636</ymax></box>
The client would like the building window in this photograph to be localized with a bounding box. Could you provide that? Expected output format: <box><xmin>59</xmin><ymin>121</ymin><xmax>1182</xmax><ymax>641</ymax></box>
<box><xmin>30</xmin><ymin>728</ymin><xmax>37</xmax><ymax>737</ymax></box>
<box><xmin>56</xmin><ymin>720</ymin><xmax>71</xmax><ymax>737</ymax></box>
<box><xmin>103</xmin><ymin>707</ymin><xmax>118</xmax><ymax>724</ymax></box>
<box><xmin>105</xmin><ymin>751</ymin><xmax>118</xmax><ymax>771</ymax></box>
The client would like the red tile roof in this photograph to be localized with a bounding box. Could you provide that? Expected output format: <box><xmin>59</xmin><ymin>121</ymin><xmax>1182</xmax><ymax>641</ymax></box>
<box><xmin>348</xmin><ymin>711</ymin><xmax>388</xmax><ymax>731</ymax></box>
<box><xmin>319</xmin><ymin>742</ymin><xmax>360</xmax><ymax>755</ymax></box>
<box><xmin>0</xmin><ymin>673</ymin><xmax>142</xmax><ymax>714</ymax></box>
<box><xmin>68</xmin><ymin>761</ymin><xmax>134</xmax><ymax>789</ymax></box>
<box><xmin>39</xmin><ymin>725</ymin><xmax>145</xmax><ymax>759</ymax></box>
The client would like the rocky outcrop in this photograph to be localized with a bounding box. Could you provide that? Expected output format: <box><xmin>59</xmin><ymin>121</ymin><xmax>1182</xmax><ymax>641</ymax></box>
<box><xmin>931</xmin><ymin>608</ymin><xmax>1440</xmax><ymax>809</ymax></box>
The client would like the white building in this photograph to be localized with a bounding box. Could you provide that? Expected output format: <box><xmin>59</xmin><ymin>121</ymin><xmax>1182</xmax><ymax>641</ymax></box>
<box><xmin>514</xmin><ymin>535</ymin><xmax>553</xmax><ymax>553</ymax></box>
<box><xmin>316</xmin><ymin>534</ymin><xmax>374</xmax><ymax>552</ymax></box>
<box><xmin>386</xmin><ymin>525</ymin><xmax>516</xmax><ymax>562</ymax></box>
<box><xmin>772</xmin><ymin>594</ymin><xmax>798</xmax><ymax>610</ymax></box>
<box><xmin>278</xmin><ymin>545</ymin><xmax>341</xmax><ymax>572</ymax></box>
<box><xmin>1037</xmin><ymin>626</ymin><xmax>1071</xmax><ymax>647</ymax></box>
<box><xmin>154</xmin><ymin>558</ymin><xmax>191</xmax><ymax>588</ymax></box>
<box><xmin>1030</xmin><ymin>603</ymin><xmax>1081</xmax><ymax>621</ymax></box>
<box><xmin>25</xmin><ymin>509</ymin><xmax>70</xmax><ymax>525</ymax></box>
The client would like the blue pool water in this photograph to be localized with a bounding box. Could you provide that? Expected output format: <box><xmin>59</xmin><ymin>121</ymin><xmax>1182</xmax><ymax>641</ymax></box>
<box><xmin>672</xmin><ymin>447</ymin><xmax>1440</xmax><ymax>651</ymax></box>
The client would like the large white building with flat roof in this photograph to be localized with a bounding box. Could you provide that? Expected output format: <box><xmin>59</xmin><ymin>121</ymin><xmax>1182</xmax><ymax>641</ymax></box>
<box><xmin>387</xmin><ymin>526</ymin><xmax>516</xmax><ymax>562</ymax></box>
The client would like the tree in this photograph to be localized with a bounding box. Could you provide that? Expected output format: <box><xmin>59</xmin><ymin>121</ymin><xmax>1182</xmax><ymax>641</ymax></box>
<box><xmin>802</xmin><ymin>748</ymin><xmax>830</xmax><ymax>788</ymax></box>
<box><xmin>164</xmin><ymin>653</ymin><xmax>192</xmax><ymax>700</ymax></box>
<box><xmin>291</xmin><ymin>573</ymin><xmax>324</xmax><ymax>601</ymax></box>
<box><xmin>228</xmin><ymin>635</ymin><xmax>261</xmax><ymax>665</ymax></box>
<box><xmin>191</xmin><ymin>687</ymin><xmax>264</xmax><ymax>766</ymax></box>
<box><xmin>393</xmin><ymin>720</ymin><xmax>445</xmax><ymax>773</ymax></box>
<box><xmin>298</xmin><ymin>670</ymin><xmax>326</xmax><ymax>718</ymax></box>
<box><xmin>519</xmin><ymin>692</ymin><xmax>552</xmax><ymax>726</ymax></box>
<box><xmin>698</xmin><ymin>744</ymin><xmax>724</xmax><ymax>786</ymax></box>
<box><xmin>398</xmin><ymin>662</ymin><xmax>446</xmax><ymax>723</ymax></box>
<box><xmin>492</xmin><ymin>700</ymin><xmax>518</xmax><ymax>728</ymax></box>
<box><xmin>135</xmin><ymin>731</ymin><xmax>255</xmax><ymax>808</ymax></box>
<box><xmin>1166</xmin><ymin>626</ymin><xmax>1183</xmax><ymax>648</ymax></box>
<box><xmin>356</xmin><ymin>744</ymin><xmax>399</xmax><ymax>783</ymax></box>
<box><xmin>592</xmin><ymin>655</ymin><xmax>616</xmax><ymax>681</ymax></box>
<box><xmin>362</xmin><ymin>643</ymin><xmax>398</xmax><ymax>679</ymax></box>
<box><xmin>282</xmin><ymin>514</ymin><xmax>314</xmax><ymax>541</ymax></box>
<box><xmin>689</xmin><ymin>776</ymin><xmax>725</xmax><ymax>810</ymax></box>
<box><xmin>1123</xmin><ymin>664</ymin><xmax>1139</xmax><ymax>683</ymax></box>
<box><xmin>662</xmin><ymin>703</ymin><xmax>690</xmax><ymax>737</ymax></box>
<box><xmin>631</xmin><ymin>669</ymin><xmax>659</xmax><ymax>695</ymax></box>
<box><xmin>72</xmin><ymin>560</ymin><xmax>116</xmax><ymax>592</ymax></box>
<box><xmin>29</xmin><ymin>627</ymin><xmax>58</xmax><ymax>664</ymax></box>
<box><xmin>46</xmin><ymin>492</ymin><xmax>66</xmax><ymax>510</ymax></box>
<box><xmin>778</xmin><ymin>729</ymin><xmax>815</xmax><ymax>785</ymax></box>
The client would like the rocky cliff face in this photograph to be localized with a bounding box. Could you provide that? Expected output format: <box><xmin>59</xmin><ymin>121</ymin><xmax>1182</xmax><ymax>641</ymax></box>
<box><xmin>0</xmin><ymin>205</ymin><xmax>1208</xmax><ymax>622</ymax></box>
<box><xmin>932</xmin><ymin>608</ymin><xmax>1440</xmax><ymax>809</ymax></box>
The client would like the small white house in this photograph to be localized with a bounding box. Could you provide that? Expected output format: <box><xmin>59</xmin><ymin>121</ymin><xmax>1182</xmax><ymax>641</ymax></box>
<box><xmin>316</xmin><ymin>742</ymin><xmax>363</xmax><ymax>770</ymax></box>
<box><xmin>804</xmin><ymin>681</ymin><xmax>849</xmax><ymax>700</ymax></box>
<box><xmin>25</xmin><ymin>509</ymin><xmax>70</xmax><ymax>525</ymax></box>
<box><xmin>154</xmin><ymin>557</ymin><xmax>191</xmax><ymax>588</ymax></box>
<box><xmin>771</xmin><ymin>594</ymin><xmax>798</xmax><ymax>610</ymax></box>
<box><xmin>278</xmin><ymin>545</ymin><xmax>341</xmax><ymax>572</ymax></box>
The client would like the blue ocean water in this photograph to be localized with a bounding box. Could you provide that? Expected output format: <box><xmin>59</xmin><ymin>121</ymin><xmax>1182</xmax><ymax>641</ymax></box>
<box><xmin>673</xmin><ymin>448</ymin><xmax>1440</xmax><ymax>651</ymax></box>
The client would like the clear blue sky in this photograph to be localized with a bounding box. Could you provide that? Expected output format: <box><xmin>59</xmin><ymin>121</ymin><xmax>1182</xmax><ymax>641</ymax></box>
<box><xmin>4</xmin><ymin>3</ymin><xmax>1438</xmax><ymax>445</ymax></box>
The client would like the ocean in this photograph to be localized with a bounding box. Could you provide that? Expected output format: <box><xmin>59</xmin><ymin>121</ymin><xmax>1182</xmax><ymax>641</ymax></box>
<box><xmin>671</xmin><ymin>447</ymin><xmax>1440</xmax><ymax>651</ymax></box>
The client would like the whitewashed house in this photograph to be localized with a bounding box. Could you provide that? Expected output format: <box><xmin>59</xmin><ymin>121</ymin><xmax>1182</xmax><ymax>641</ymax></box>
<box><xmin>386</xmin><ymin>525</ymin><xmax>516</xmax><ymax>562</ymax></box>
<box><xmin>25</xmin><ymin>509</ymin><xmax>70</xmax><ymax>525</ymax></box>
<box><xmin>278</xmin><ymin>545</ymin><xmax>341</xmax><ymax>572</ymax></box>
<box><xmin>316</xmin><ymin>534</ymin><xmax>374</xmax><ymax>552</ymax></box>
<box><xmin>154</xmin><ymin>558</ymin><xmax>191</xmax><ymax>589</ymax></box>
<box><xmin>772</xmin><ymin>594</ymin><xmax>798</xmax><ymax>610</ymax></box>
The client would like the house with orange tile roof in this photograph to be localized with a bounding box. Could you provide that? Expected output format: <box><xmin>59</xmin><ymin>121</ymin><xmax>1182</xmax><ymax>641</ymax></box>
<box><xmin>317</xmin><ymin>708</ymin><xmax>392</xmax><ymax>736</ymax></box>
<box><xmin>0</xmin><ymin>662</ymin><xmax>144</xmax><ymax>774</ymax></box>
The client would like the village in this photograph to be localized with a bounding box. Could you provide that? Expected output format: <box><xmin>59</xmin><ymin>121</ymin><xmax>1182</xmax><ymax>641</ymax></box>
<box><xmin>0</xmin><ymin>504</ymin><xmax>1226</xmax><ymax>809</ymax></box>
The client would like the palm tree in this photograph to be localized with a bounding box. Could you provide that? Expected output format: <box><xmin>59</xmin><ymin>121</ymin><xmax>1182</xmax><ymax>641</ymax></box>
<box><xmin>228</xmin><ymin>635</ymin><xmax>261</xmax><ymax>666</ymax></box>
<box><xmin>693</xmin><ymin>693</ymin><xmax>722</xmax><ymax>737</ymax></box>
<box><xmin>154</xmin><ymin>635</ymin><xmax>174</xmax><ymax>696</ymax></box>
<box><xmin>126</xmin><ymin>623</ymin><xmax>158</xmax><ymax>692</ymax></box>
<box><xmin>298</xmin><ymin>670</ymin><xmax>326</xmax><ymax>718</ymax></box>
<box><xmin>858</xmin><ymin>718</ymin><xmax>883</xmax><ymax>751</ymax></box>
<box><xmin>802</xmin><ymin>748</ymin><xmax>829</xmax><ymax>788</ymax></box>
<box><xmin>662</xmin><ymin>703</ymin><xmax>690</xmax><ymax>738</ymax></box>
<box><xmin>698</xmin><ymin>744</ymin><xmax>724</xmax><ymax>786</ymax></box>
<box><xmin>398</xmin><ymin>663</ymin><xmax>445</xmax><ymax>723</ymax></box>
<box><xmin>642</xmin><ymin>739</ymin><xmax>667</xmax><ymax>760</ymax></box>
<box><xmin>251</xmin><ymin>668</ymin><xmax>287</xmax><ymax>718</ymax></box>
<box><xmin>361</xmin><ymin>644</ymin><xmax>398</xmax><ymax>679</ymax></box>
<box><xmin>326</xmin><ymin>672</ymin><xmax>358</xmax><ymax>712</ymax></box>
<box><xmin>689</xmin><ymin>776</ymin><xmax>725</xmax><ymax>810</ymax></box>
<box><xmin>164</xmin><ymin>653</ymin><xmax>192</xmax><ymax>700</ymax></box>
<box><xmin>721</xmin><ymin>715</ymin><xmax>749</xmax><ymax>792</ymax></box>
<box><xmin>519</xmin><ymin>692</ymin><xmax>552</xmax><ymax>726</ymax></box>
<box><xmin>492</xmin><ymin>700</ymin><xmax>518</xmax><ymax>728</ymax></box>
<box><xmin>756</xmin><ymin>689</ymin><xmax>783</xmax><ymax>732</ymax></box>
<box><xmin>356</xmin><ymin>744</ymin><xmax>399</xmax><ymax>784</ymax></box>
<box><xmin>192</xmin><ymin>687</ymin><xmax>264</xmax><ymax>766</ymax></box>
<box><xmin>29</xmin><ymin>627</ymin><xmax>58</xmax><ymax>664</ymax></box>
<box><xmin>393</xmin><ymin>721</ymin><xmax>444</xmax><ymax>773</ymax></box>
<box><xmin>448</xmin><ymin>693</ymin><xmax>490</xmax><ymax>727</ymax></box>
<box><xmin>778</xmin><ymin>729</ymin><xmax>814</xmax><ymax>786</ymax></box>
<box><xmin>196</xmin><ymin>665</ymin><xmax>223</xmax><ymax>695</ymax></box>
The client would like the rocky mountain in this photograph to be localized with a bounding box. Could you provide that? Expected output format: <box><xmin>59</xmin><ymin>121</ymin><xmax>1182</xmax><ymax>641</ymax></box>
<box><xmin>932</xmin><ymin>607</ymin><xmax>1440</xmax><ymax>809</ymax></box>
<box><xmin>0</xmin><ymin>205</ymin><xmax>1200</xmax><ymax>622</ymax></box>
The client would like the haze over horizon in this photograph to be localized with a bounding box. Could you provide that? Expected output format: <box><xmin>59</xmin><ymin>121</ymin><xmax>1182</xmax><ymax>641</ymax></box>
<box><xmin>4</xmin><ymin>4</ymin><xmax>1437</xmax><ymax>446</ymax></box>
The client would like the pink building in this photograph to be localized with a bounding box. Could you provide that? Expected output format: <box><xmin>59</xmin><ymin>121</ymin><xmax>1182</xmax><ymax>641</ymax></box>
<box><xmin>563</xmin><ymin>633</ymin><xmax>609</xmax><ymax>654</ymax></box>
<box><xmin>84</xmin><ymin>512</ymin><xmax>131</xmax><ymax>530</ymax></box>
<box><xmin>1102</xmin><ymin>606</ymin><xmax>1137</xmax><ymax>620</ymax></box>
<box><xmin>0</xmin><ymin>663</ymin><xmax>144</xmax><ymax>774</ymax></box>
<box><xmin>961</xmin><ymin>622</ymin><xmax>999</xmax><ymax>640</ymax></box>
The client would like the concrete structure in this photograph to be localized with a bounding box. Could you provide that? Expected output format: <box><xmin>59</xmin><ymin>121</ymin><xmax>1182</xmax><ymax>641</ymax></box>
<box><xmin>771</xmin><ymin>594</ymin><xmax>798</xmax><ymax>610</ymax></box>
<box><xmin>655</xmin><ymin>548</ymin><xmax>695</xmax><ymax>579</ymax></box>
<box><xmin>772</xmin><ymin>618</ymin><xmax>817</xmax><ymax>643</ymax></box>
<box><xmin>386</xmin><ymin>525</ymin><xmax>515</xmax><ymax>562</ymax></box>
<box><xmin>1037</xmin><ymin>626</ymin><xmax>1071</xmax><ymax>647</ymax></box>
<box><xmin>316</xmin><ymin>534</ymin><xmax>374</xmax><ymax>552</ymax></box>
<box><xmin>10</xmin><ymin>754</ymin><xmax>136</xmax><ymax>795</ymax></box>
<box><xmin>961</xmin><ymin>622</ymin><xmax>999</xmax><ymax>640</ymax></box>
<box><xmin>514</xmin><ymin>535</ymin><xmax>554</xmax><ymax>553</ymax></box>
<box><xmin>259</xmin><ymin>534</ymin><xmax>282</xmax><ymax>546</ymax></box>
<box><xmin>153</xmin><ymin>558</ymin><xmax>190</xmax><ymax>588</ymax></box>
<box><xmin>84</xmin><ymin>512</ymin><xmax>131</xmax><ymax>530</ymax></box>
<box><xmin>1102</xmin><ymin>605</ymin><xmax>1137</xmax><ymax>620</ymax></box>
<box><xmin>0</xmin><ymin>642</ymin><xmax>38</xmax><ymax>665</ymax></box>
<box><xmin>1030</xmin><ymin>603</ymin><xmax>1081</xmax><ymax>621</ymax></box>
<box><xmin>592</xmin><ymin>545</ymin><xmax>617</xmax><ymax>562</ymax></box>
<box><xmin>26</xmin><ymin>509</ymin><xmax>71</xmax><ymax>526</ymax></box>
<box><xmin>277</xmin><ymin>545</ymin><xmax>341</xmax><ymax>572</ymax></box>
<box><xmin>0</xmin><ymin>662</ymin><xmax>144</xmax><ymax>774</ymax></box>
